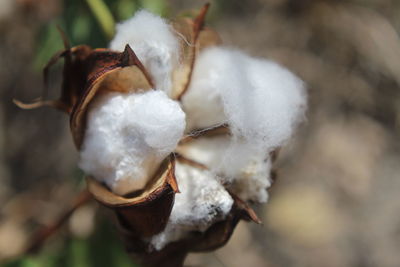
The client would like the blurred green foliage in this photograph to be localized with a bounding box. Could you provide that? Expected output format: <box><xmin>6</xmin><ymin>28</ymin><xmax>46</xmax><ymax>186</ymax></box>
<box><xmin>34</xmin><ymin>0</ymin><xmax>167</xmax><ymax>70</ymax></box>
<box><xmin>4</xmin><ymin>220</ymin><xmax>137</xmax><ymax>267</ymax></box>
<box><xmin>86</xmin><ymin>0</ymin><xmax>116</xmax><ymax>40</ymax></box>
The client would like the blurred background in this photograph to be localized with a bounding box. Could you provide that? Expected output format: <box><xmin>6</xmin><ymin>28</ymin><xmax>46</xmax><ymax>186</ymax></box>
<box><xmin>1</xmin><ymin>0</ymin><xmax>400</xmax><ymax>266</ymax></box>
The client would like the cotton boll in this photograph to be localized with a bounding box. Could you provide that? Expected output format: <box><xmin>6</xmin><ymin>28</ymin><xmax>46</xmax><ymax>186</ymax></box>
<box><xmin>149</xmin><ymin>162</ymin><xmax>233</xmax><ymax>250</ymax></box>
<box><xmin>79</xmin><ymin>90</ymin><xmax>186</xmax><ymax>195</ymax></box>
<box><xmin>110</xmin><ymin>10</ymin><xmax>180</xmax><ymax>93</ymax></box>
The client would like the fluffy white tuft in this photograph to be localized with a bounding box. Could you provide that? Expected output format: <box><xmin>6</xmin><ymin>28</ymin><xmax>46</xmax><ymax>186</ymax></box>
<box><xmin>110</xmin><ymin>10</ymin><xmax>180</xmax><ymax>94</ymax></box>
<box><xmin>226</xmin><ymin>149</ymin><xmax>272</xmax><ymax>203</ymax></box>
<box><xmin>180</xmin><ymin>46</ymin><xmax>306</xmax><ymax>201</ymax></box>
<box><xmin>227</xmin><ymin>54</ymin><xmax>307</xmax><ymax>151</ymax></box>
<box><xmin>178</xmin><ymin>137</ymin><xmax>272</xmax><ymax>202</ymax></box>
<box><xmin>79</xmin><ymin>90</ymin><xmax>186</xmax><ymax>195</ymax></box>
<box><xmin>183</xmin><ymin>46</ymin><xmax>306</xmax><ymax>150</ymax></box>
<box><xmin>180</xmin><ymin>49</ymin><xmax>229</xmax><ymax>130</ymax></box>
<box><xmin>149</xmin><ymin>162</ymin><xmax>233</xmax><ymax>250</ymax></box>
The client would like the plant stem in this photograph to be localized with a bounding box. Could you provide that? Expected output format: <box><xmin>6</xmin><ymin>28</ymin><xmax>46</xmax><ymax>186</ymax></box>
<box><xmin>85</xmin><ymin>0</ymin><xmax>115</xmax><ymax>40</ymax></box>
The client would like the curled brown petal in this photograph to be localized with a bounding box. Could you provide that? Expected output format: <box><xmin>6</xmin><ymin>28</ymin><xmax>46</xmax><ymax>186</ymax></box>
<box><xmin>174</xmin><ymin>152</ymin><xmax>208</xmax><ymax>170</ymax></box>
<box><xmin>229</xmin><ymin>192</ymin><xmax>262</xmax><ymax>224</ymax></box>
<box><xmin>179</xmin><ymin>123</ymin><xmax>230</xmax><ymax>145</ymax></box>
<box><xmin>87</xmin><ymin>156</ymin><xmax>178</xmax><ymax>237</ymax></box>
<box><xmin>70</xmin><ymin>45</ymin><xmax>153</xmax><ymax>148</ymax></box>
<box><xmin>174</xmin><ymin>3</ymin><xmax>211</xmax><ymax>100</ymax></box>
<box><xmin>120</xmin><ymin>44</ymin><xmax>155</xmax><ymax>88</ymax></box>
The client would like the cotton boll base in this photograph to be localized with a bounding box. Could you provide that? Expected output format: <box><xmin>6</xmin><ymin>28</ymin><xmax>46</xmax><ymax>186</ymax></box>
<box><xmin>79</xmin><ymin>90</ymin><xmax>186</xmax><ymax>196</ymax></box>
<box><xmin>149</xmin><ymin>162</ymin><xmax>233</xmax><ymax>250</ymax></box>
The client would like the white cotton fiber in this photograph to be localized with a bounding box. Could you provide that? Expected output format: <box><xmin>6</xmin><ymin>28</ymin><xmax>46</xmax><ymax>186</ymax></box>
<box><xmin>226</xmin><ymin>54</ymin><xmax>307</xmax><ymax>150</ymax></box>
<box><xmin>180</xmin><ymin>46</ymin><xmax>306</xmax><ymax>202</ymax></box>
<box><xmin>213</xmin><ymin>141</ymin><xmax>272</xmax><ymax>202</ymax></box>
<box><xmin>110</xmin><ymin>10</ymin><xmax>180</xmax><ymax>94</ymax></box>
<box><xmin>178</xmin><ymin>137</ymin><xmax>272</xmax><ymax>202</ymax></box>
<box><xmin>227</xmin><ymin>151</ymin><xmax>272</xmax><ymax>203</ymax></box>
<box><xmin>183</xmin><ymin>46</ymin><xmax>306</xmax><ymax>151</ymax></box>
<box><xmin>79</xmin><ymin>90</ymin><xmax>186</xmax><ymax>195</ymax></box>
<box><xmin>180</xmin><ymin>50</ymin><xmax>230</xmax><ymax>130</ymax></box>
<box><xmin>149</xmin><ymin>162</ymin><xmax>233</xmax><ymax>250</ymax></box>
<box><xmin>176</xmin><ymin>136</ymin><xmax>229</xmax><ymax>168</ymax></box>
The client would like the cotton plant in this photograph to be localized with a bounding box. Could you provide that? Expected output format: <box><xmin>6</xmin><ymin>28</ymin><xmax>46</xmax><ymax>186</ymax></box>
<box><xmin>16</xmin><ymin>4</ymin><xmax>306</xmax><ymax>267</ymax></box>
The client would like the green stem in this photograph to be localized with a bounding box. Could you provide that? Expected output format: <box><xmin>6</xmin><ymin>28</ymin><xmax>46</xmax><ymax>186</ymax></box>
<box><xmin>85</xmin><ymin>0</ymin><xmax>115</xmax><ymax>40</ymax></box>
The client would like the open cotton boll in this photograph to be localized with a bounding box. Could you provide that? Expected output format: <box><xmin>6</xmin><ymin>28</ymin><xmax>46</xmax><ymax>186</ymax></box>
<box><xmin>110</xmin><ymin>10</ymin><xmax>180</xmax><ymax>94</ymax></box>
<box><xmin>177</xmin><ymin>137</ymin><xmax>272</xmax><ymax>202</ymax></box>
<box><xmin>149</xmin><ymin>162</ymin><xmax>233</xmax><ymax>250</ymax></box>
<box><xmin>79</xmin><ymin>90</ymin><xmax>186</xmax><ymax>196</ymax></box>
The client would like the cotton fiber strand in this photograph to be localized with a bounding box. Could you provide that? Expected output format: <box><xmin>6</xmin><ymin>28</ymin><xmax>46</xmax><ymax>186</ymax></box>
<box><xmin>110</xmin><ymin>10</ymin><xmax>180</xmax><ymax>93</ymax></box>
<box><xmin>79</xmin><ymin>90</ymin><xmax>186</xmax><ymax>195</ymax></box>
<box><xmin>149</xmin><ymin>162</ymin><xmax>233</xmax><ymax>250</ymax></box>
